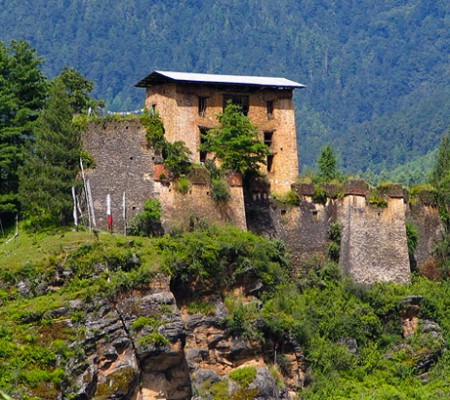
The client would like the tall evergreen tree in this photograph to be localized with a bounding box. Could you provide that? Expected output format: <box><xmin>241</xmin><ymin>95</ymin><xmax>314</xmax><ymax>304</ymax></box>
<box><xmin>0</xmin><ymin>40</ymin><xmax>47</xmax><ymax>224</ymax></box>
<box><xmin>18</xmin><ymin>79</ymin><xmax>82</xmax><ymax>226</ymax></box>
<box><xmin>430</xmin><ymin>130</ymin><xmax>450</xmax><ymax>229</ymax></box>
<box><xmin>317</xmin><ymin>145</ymin><xmax>340</xmax><ymax>183</ymax></box>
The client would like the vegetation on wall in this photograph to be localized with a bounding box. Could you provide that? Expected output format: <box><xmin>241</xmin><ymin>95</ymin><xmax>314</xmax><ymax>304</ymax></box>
<box><xmin>200</xmin><ymin>103</ymin><xmax>269</xmax><ymax>177</ymax></box>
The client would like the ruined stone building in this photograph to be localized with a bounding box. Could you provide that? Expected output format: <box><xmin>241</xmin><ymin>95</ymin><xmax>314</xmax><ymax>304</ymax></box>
<box><xmin>135</xmin><ymin>70</ymin><xmax>305</xmax><ymax>193</ymax></box>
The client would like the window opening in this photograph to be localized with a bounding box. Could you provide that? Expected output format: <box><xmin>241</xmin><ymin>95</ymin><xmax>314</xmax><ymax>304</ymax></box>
<box><xmin>223</xmin><ymin>94</ymin><xmax>249</xmax><ymax>116</ymax></box>
<box><xmin>267</xmin><ymin>100</ymin><xmax>274</xmax><ymax>119</ymax></box>
<box><xmin>150</xmin><ymin>104</ymin><xmax>157</xmax><ymax>116</ymax></box>
<box><xmin>264</xmin><ymin>131</ymin><xmax>273</xmax><ymax>147</ymax></box>
<box><xmin>198</xmin><ymin>97</ymin><xmax>207</xmax><ymax>117</ymax></box>
<box><xmin>267</xmin><ymin>154</ymin><xmax>274</xmax><ymax>172</ymax></box>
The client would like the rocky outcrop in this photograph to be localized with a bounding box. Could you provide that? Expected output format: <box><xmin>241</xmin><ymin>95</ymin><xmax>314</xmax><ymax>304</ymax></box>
<box><xmin>65</xmin><ymin>276</ymin><xmax>302</xmax><ymax>399</ymax></box>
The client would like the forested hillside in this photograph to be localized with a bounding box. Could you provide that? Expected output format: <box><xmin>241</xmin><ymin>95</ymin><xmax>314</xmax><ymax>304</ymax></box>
<box><xmin>0</xmin><ymin>0</ymin><xmax>449</xmax><ymax>177</ymax></box>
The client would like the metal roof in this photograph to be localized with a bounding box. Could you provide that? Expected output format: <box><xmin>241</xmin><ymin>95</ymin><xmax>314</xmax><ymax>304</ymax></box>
<box><xmin>135</xmin><ymin>70</ymin><xmax>306</xmax><ymax>89</ymax></box>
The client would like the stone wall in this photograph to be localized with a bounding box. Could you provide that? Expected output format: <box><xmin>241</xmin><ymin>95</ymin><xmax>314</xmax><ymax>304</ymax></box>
<box><xmin>145</xmin><ymin>83</ymin><xmax>299</xmax><ymax>193</ymax></box>
<box><xmin>83</xmin><ymin>121</ymin><xmax>443</xmax><ymax>284</ymax></box>
<box><xmin>82</xmin><ymin>120</ymin><xmax>246</xmax><ymax>232</ymax></box>
<box><xmin>407</xmin><ymin>191</ymin><xmax>444</xmax><ymax>269</ymax></box>
<box><xmin>338</xmin><ymin>195</ymin><xmax>410</xmax><ymax>284</ymax></box>
<box><xmin>247</xmin><ymin>181</ymin><xmax>413</xmax><ymax>284</ymax></box>
<box><xmin>82</xmin><ymin>120</ymin><xmax>156</xmax><ymax>233</ymax></box>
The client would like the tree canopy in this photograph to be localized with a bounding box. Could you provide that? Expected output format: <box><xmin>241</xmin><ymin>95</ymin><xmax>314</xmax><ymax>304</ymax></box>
<box><xmin>0</xmin><ymin>40</ymin><xmax>47</xmax><ymax>223</ymax></box>
<box><xmin>201</xmin><ymin>103</ymin><xmax>269</xmax><ymax>177</ymax></box>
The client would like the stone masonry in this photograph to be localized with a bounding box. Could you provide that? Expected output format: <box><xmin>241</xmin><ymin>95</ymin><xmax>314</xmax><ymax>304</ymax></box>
<box><xmin>137</xmin><ymin>71</ymin><xmax>303</xmax><ymax>193</ymax></box>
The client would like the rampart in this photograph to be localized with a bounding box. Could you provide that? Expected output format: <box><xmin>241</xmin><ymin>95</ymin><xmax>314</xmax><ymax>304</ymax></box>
<box><xmin>83</xmin><ymin>120</ymin><xmax>444</xmax><ymax>284</ymax></box>
<box><xmin>82</xmin><ymin>120</ymin><xmax>246</xmax><ymax>233</ymax></box>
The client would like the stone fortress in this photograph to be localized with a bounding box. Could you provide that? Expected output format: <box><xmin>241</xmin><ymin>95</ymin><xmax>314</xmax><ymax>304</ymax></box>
<box><xmin>83</xmin><ymin>71</ymin><xmax>443</xmax><ymax>284</ymax></box>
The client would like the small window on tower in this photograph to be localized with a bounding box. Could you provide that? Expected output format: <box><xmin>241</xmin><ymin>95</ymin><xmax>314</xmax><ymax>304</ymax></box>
<box><xmin>267</xmin><ymin>154</ymin><xmax>274</xmax><ymax>172</ymax></box>
<box><xmin>267</xmin><ymin>100</ymin><xmax>274</xmax><ymax>119</ymax></box>
<box><xmin>150</xmin><ymin>104</ymin><xmax>157</xmax><ymax>116</ymax></box>
<box><xmin>198</xmin><ymin>97</ymin><xmax>207</xmax><ymax>117</ymax></box>
<box><xmin>264</xmin><ymin>131</ymin><xmax>273</xmax><ymax>147</ymax></box>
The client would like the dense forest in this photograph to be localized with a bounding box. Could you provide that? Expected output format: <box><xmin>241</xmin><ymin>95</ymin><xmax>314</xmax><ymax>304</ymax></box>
<box><xmin>0</xmin><ymin>0</ymin><xmax>449</xmax><ymax>178</ymax></box>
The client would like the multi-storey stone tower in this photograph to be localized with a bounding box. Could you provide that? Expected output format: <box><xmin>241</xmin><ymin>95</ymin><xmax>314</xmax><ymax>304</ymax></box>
<box><xmin>136</xmin><ymin>71</ymin><xmax>305</xmax><ymax>193</ymax></box>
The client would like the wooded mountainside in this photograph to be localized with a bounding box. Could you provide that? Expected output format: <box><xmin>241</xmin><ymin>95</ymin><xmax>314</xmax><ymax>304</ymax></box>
<box><xmin>0</xmin><ymin>0</ymin><xmax>449</xmax><ymax>179</ymax></box>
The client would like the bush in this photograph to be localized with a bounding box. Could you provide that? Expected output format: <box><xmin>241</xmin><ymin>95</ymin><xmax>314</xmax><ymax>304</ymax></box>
<box><xmin>312</xmin><ymin>185</ymin><xmax>327</xmax><ymax>205</ymax></box>
<box><xmin>211</xmin><ymin>178</ymin><xmax>231</xmax><ymax>201</ymax></box>
<box><xmin>229</xmin><ymin>366</ymin><xmax>257</xmax><ymax>388</ymax></box>
<box><xmin>176</xmin><ymin>176</ymin><xmax>190</xmax><ymax>194</ymax></box>
<box><xmin>273</xmin><ymin>190</ymin><xmax>300</xmax><ymax>206</ymax></box>
<box><xmin>406</xmin><ymin>221</ymin><xmax>419</xmax><ymax>256</ymax></box>
<box><xmin>141</xmin><ymin>113</ymin><xmax>165</xmax><ymax>150</ymax></box>
<box><xmin>163</xmin><ymin>140</ymin><xmax>192</xmax><ymax>177</ymax></box>
<box><xmin>138</xmin><ymin>332</ymin><xmax>170</xmax><ymax>347</ymax></box>
<box><xmin>127</xmin><ymin>199</ymin><xmax>162</xmax><ymax>237</ymax></box>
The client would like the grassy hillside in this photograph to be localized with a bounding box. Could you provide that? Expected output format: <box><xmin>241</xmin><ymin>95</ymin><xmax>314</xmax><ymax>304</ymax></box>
<box><xmin>1</xmin><ymin>225</ymin><xmax>450</xmax><ymax>398</ymax></box>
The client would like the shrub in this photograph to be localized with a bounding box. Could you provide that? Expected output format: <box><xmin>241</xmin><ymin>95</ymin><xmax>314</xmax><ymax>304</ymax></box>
<box><xmin>80</xmin><ymin>149</ymin><xmax>96</xmax><ymax>168</ymax></box>
<box><xmin>229</xmin><ymin>366</ymin><xmax>257</xmax><ymax>388</ymax></box>
<box><xmin>138</xmin><ymin>332</ymin><xmax>170</xmax><ymax>347</ymax></box>
<box><xmin>273</xmin><ymin>190</ymin><xmax>300</xmax><ymax>206</ymax></box>
<box><xmin>368</xmin><ymin>191</ymin><xmax>388</xmax><ymax>207</ymax></box>
<box><xmin>131</xmin><ymin>316</ymin><xmax>162</xmax><ymax>332</ymax></box>
<box><xmin>186</xmin><ymin>300</ymin><xmax>216</xmax><ymax>316</ymax></box>
<box><xmin>406</xmin><ymin>221</ymin><xmax>419</xmax><ymax>256</ymax></box>
<box><xmin>211</xmin><ymin>178</ymin><xmax>231</xmax><ymax>201</ymax></box>
<box><xmin>312</xmin><ymin>185</ymin><xmax>327</xmax><ymax>205</ymax></box>
<box><xmin>127</xmin><ymin>199</ymin><xmax>162</xmax><ymax>237</ymax></box>
<box><xmin>163</xmin><ymin>140</ymin><xmax>192</xmax><ymax>177</ymax></box>
<box><xmin>176</xmin><ymin>176</ymin><xmax>190</xmax><ymax>194</ymax></box>
<box><xmin>141</xmin><ymin>113</ymin><xmax>165</xmax><ymax>150</ymax></box>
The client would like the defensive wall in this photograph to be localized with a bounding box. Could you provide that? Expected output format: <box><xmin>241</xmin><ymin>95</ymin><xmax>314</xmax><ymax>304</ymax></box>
<box><xmin>83</xmin><ymin>120</ymin><xmax>444</xmax><ymax>284</ymax></box>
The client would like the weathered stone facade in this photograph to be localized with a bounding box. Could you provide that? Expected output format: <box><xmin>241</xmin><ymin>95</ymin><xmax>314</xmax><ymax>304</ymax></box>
<box><xmin>82</xmin><ymin>120</ymin><xmax>247</xmax><ymax>233</ymax></box>
<box><xmin>83</xmin><ymin>120</ymin><xmax>443</xmax><ymax>284</ymax></box>
<box><xmin>137</xmin><ymin>71</ymin><xmax>303</xmax><ymax>193</ymax></box>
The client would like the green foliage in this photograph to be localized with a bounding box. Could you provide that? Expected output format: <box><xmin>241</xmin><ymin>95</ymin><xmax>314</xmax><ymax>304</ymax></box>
<box><xmin>186</xmin><ymin>300</ymin><xmax>216</xmax><ymax>316</ymax></box>
<box><xmin>80</xmin><ymin>149</ymin><xmax>96</xmax><ymax>168</ymax></box>
<box><xmin>368</xmin><ymin>190</ymin><xmax>388</xmax><ymax>208</ymax></box>
<box><xmin>312</xmin><ymin>185</ymin><xmax>327</xmax><ymax>205</ymax></box>
<box><xmin>18</xmin><ymin>77</ymin><xmax>82</xmax><ymax>227</ymax></box>
<box><xmin>210</xmin><ymin>178</ymin><xmax>231</xmax><ymax>202</ymax></box>
<box><xmin>141</xmin><ymin>113</ymin><xmax>192</xmax><ymax>177</ymax></box>
<box><xmin>224</xmin><ymin>297</ymin><xmax>261</xmax><ymax>340</ymax></box>
<box><xmin>141</xmin><ymin>112</ymin><xmax>165</xmax><ymax>151</ymax></box>
<box><xmin>316</xmin><ymin>145</ymin><xmax>340</xmax><ymax>183</ymax></box>
<box><xmin>127</xmin><ymin>199</ymin><xmax>162</xmax><ymax>237</ymax></box>
<box><xmin>55</xmin><ymin>66</ymin><xmax>98</xmax><ymax>114</ymax></box>
<box><xmin>273</xmin><ymin>190</ymin><xmax>300</xmax><ymax>206</ymax></box>
<box><xmin>229</xmin><ymin>366</ymin><xmax>257</xmax><ymax>388</ymax></box>
<box><xmin>406</xmin><ymin>221</ymin><xmax>419</xmax><ymax>257</ymax></box>
<box><xmin>200</xmin><ymin>103</ymin><xmax>269</xmax><ymax>176</ymax></box>
<box><xmin>156</xmin><ymin>224</ymin><xmax>289</xmax><ymax>293</ymax></box>
<box><xmin>138</xmin><ymin>332</ymin><xmax>170</xmax><ymax>347</ymax></box>
<box><xmin>175</xmin><ymin>176</ymin><xmax>190</xmax><ymax>194</ymax></box>
<box><xmin>163</xmin><ymin>140</ymin><xmax>192</xmax><ymax>177</ymax></box>
<box><xmin>0</xmin><ymin>40</ymin><xmax>47</xmax><ymax>223</ymax></box>
<box><xmin>328</xmin><ymin>222</ymin><xmax>342</xmax><ymax>261</ymax></box>
<box><xmin>131</xmin><ymin>316</ymin><xmax>162</xmax><ymax>332</ymax></box>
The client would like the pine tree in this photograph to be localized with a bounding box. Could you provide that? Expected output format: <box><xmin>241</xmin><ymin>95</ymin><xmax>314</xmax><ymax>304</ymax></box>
<box><xmin>431</xmin><ymin>130</ymin><xmax>450</xmax><ymax>229</ymax></box>
<box><xmin>18</xmin><ymin>79</ymin><xmax>82</xmax><ymax>226</ymax></box>
<box><xmin>0</xmin><ymin>40</ymin><xmax>47</xmax><ymax>224</ymax></box>
<box><xmin>200</xmin><ymin>102</ymin><xmax>269</xmax><ymax>177</ymax></box>
<box><xmin>317</xmin><ymin>145</ymin><xmax>339</xmax><ymax>183</ymax></box>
